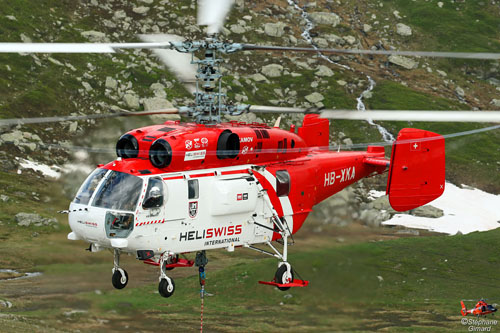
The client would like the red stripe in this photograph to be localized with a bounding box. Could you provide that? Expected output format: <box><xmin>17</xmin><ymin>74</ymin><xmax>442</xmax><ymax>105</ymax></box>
<box><xmin>220</xmin><ymin>169</ymin><xmax>250</xmax><ymax>175</ymax></box>
<box><xmin>190</xmin><ymin>172</ymin><xmax>215</xmax><ymax>178</ymax></box>
<box><xmin>163</xmin><ymin>176</ymin><xmax>184</xmax><ymax>180</ymax></box>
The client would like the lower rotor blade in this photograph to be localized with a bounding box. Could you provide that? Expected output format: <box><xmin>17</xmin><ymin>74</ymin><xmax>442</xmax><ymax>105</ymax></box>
<box><xmin>249</xmin><ymin>106</ymin><xmax>500</xmax><ymax>123</ymax></box>
<box><xmin>0</xmin><ymin>42</ymin><xmax>172</xmax><ymax>53</ymax></box>
<box><xmin>0</xmin><ymin>108</ymin><xmax>180</xmax><ymax>126</ymax></box>
<box><xmin>241</xmin><ymin>44</ymin><xmax>500</xmax><ymax>60</ymax></box>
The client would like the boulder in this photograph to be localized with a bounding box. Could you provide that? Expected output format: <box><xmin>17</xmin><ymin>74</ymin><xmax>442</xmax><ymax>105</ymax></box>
<box><xmin>455</xmin><ymin>86</ymin><xmax>465</xmax><ymax>98</ymax></box>
<box><xmin>123</xmin><ymin>93</ymin><xmax>140</xmax><ymax>109</ymax></box>
<box><xmin>491</xmin><ymin>99</ymin><xmax>500</xmax><ymax>107</ymax></box>
<box><xmin>396</xmin><ymin>23</ymin><xmax>412</xmax><ymax>36</ymax></box>
<box><xmin>309</xmin><ymin>12</ymin><xmax>341</xmax><ymax>26</ymax></box>
<box><xmin>0</xmin><ymin>130</ymin><xmax>24</xmax><ymax>144</ymax></box>
<box><xmin>261</xmin><ymin>64</ymin><xmax>284</xmax><ymax>78</ymax></box>
<box><xmin>15</xmin><ymin>213</ymin><xmax>58</xmax><ymax>227</ymax></box>
<box><xmin>250</xmin><ymin>73</ymin><xmax>268</xmax><ymax>82</ymax></box>
<box><xmin>230</xmin><ymin>24</ymin><xmax>246</xmax><ymax>34</ymax></box>
<box><xmin>81</xmin><ymin>31</ymin><xmax>109</xmax><ymax>43</ymax></box>
<box><xmin>412</xmin><ymin>205</ymin><xmax>444</xmax><ymax>218</ymax></box>
<box><xmin>264</xmin><ymin>22</ymin><xmax>286</xmax><ymax>37</ymax></box>
<box><xmin>132</xmin><ymin>6</ymin><xmax>150</xmax><ymax>15</ymax></box>
<box><xmin>343</xmin><ymin>35</ymin><xmax>356</xmax><ymax>45</ymax></box>
<box><xmin>105</xmin><ymin>77</ymin><xmax>118</xmax><ymax>90</ymax></box>
<box><xmin>305</xmin><ymin>92</ymin><xmax>324</xmax><ymax>104</ymax></box>
<box><xmin>388</xmin><ymin>55</ymin><xmax>418</xmax><ymax>69</ymax></box>
<box><xmin>315</xmin><ymin>65</ymin><xmax>334</xmax><ymax>77</ymax></box>
<box><xmin>363</xmin><ymin>24</ymin><xmax>372</xmax><ymax>33</ymax></box>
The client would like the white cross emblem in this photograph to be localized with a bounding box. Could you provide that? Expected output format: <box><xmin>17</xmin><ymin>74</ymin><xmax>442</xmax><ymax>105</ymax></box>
<box><xmin>413</xmin><ymin>143</ymin><xmax>418</xmax><ymax>149</ymax></box>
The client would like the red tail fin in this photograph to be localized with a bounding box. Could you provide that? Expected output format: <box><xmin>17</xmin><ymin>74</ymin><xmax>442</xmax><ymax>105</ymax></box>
<box><xmin>461</xmin><ymin>301</ymin><xmax>468</xmax><ymax>316</ymax></box>
<box><xmin>387</xmin><ymin>128</ymin><xmax>445</xmax><ymax>212</ymax></box>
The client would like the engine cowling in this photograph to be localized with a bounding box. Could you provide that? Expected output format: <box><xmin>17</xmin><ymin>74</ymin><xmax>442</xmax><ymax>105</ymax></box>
<box><xmin>116</xmin><ymin>134</ymin><xmax>139</xmax><ymax>159</ymax></box>
<box><xmin>149</xmin><ymin>139</ymin><xmax>173</xmax><ymax>168</ymax></box>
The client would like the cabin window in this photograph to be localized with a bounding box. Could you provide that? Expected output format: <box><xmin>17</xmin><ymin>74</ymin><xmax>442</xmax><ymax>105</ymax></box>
<box><xmin>276</xmin><ymin>170</ymin><xmax>290</xmax><ymax>197</ymax></box>
<box><xmin>92</xmin><ymin>171</ymin><xmax>142</xmax><ymax>211</ymax></box>
<box><xmin>143</xmin><ymin>177</ymin><xmax>164</xmax><ymax>209</ymax></box>
<box><xmin>74</xmin><ymin>168</ymin><xmax>108</xmax><ymax>205</ymax></box>
<box><xmin>188</xmin><ymin>179</ymin><xmax>199</xmax><ymax>199</ymax></box>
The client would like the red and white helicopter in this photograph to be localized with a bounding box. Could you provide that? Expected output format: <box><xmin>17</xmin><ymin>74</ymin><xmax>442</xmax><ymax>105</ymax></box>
<box><xmin>461</xmin><ymin>299</ymin><xmax>498</xmax><ymax>317</ymax></box>
<box><xmin>1</xmin><ymin>0</ymin><xmax>499</xmax><ymax>298</ymax></box>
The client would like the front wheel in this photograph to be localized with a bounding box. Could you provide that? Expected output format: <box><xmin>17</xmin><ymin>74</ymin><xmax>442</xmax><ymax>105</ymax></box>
<box><xmin>275</xmin><ymin>264</ymin><xmax>294</xmax><ymax>291</ymax></box>
<box><xmin>159</xmin><ymin>278</ymin><xmax>175</xmax><ymax>298</ymax></box>
<box><xmin>112</xmin><ymin>269</ymin><xmax>128</xmax><ymax>289</ymax></box>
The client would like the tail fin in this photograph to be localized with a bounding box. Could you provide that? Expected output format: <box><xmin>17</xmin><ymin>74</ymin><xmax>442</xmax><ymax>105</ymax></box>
<box><xmin>461</xmin><ymin>301</ymin><xmax>468</xmax><ymax>316</ymax></box>
<box><xmin>386</xmin><ymin>128</ymin><xmax>445</xmax><ymax>212</ymax></box>
<box><xmin>297</xmin><ymin>114</ymin><xmax>330</xmax><ymax>147</ymax></box>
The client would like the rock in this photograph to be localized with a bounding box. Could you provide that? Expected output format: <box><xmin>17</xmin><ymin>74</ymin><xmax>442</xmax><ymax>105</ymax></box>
<box><xmin>342</xmin><ymin>138</ymin><xmax>353</xmax><ymax>146</ymax></box>
<box><xmin>438</xmin><ymin>2</ymin><xmax>444</xmax><ymax>8</ymax></box>
<box><xmin>343</xmin><ymin>35</ymin><xmax>356</xmax><ymax>45</ymax></box>
<box><xmin>15</xmin><ymin>213</ymin><xmax>58</xmax><ymax>227</ymax></box>
<box><xmin>5</xmin><ymin>15</ymin><xmax>16</xmax><ymax>21</ymax></box>
<box><xmin>337</xmin><ymin>80</ymin><xmax>347</xmax><ymax>86</ymax></box>
<box><xmin>436</xmin><ymin>70</ymin><xmax>447</xmax><ymax>77</ymax></box>
<box><xmin>261</xmin><ymin>64</ymin><xmax>284</xmax><ymax>78</ymax></box>
<box><xmin>48</xmin><ymin>57</ymin><xmax>64</xmax><ymax>66</ymax></box>
<box><xmin>0</xmin><ymin>195</ymin><xmax>9</xmax><ymax>202</ymax></box>
<box><xmin>20</xmin><ymin>33</ymin><xmax>32</xmax><ymax>43</ymax></box>
<box><xmin>123</xmin><ymin>93</ymin><xmax>140</xmax><ymax>110</ymax></box>
<box><xmin>82</xmin><ymin>82</ymin><xmax>93</xmax><ymax>92</ymax></box>
<box><xmin>105</xmin><ymin>77</ymin><xmax>118</xmax><ymax>90</ymax></box>
<box><xmin>0</xmin><ymin>300</ymin><xmax>12</xmax><ymax>308</ymax></box>
<box><xmin>315</xmin><ymin>65</ymin><xmax>334</xmax><ymax>77</ymax></box>
<box><xmin>362</xmin><ymin>90</ymin><xmax>373</xmax><ymax>99</ymax></box>
<box><xmin>396</xmin><ymin>23</ymin><xmax>412</xmax><ymax>36</ymax></box>
<box><xmin>363</xmin><ymin>24</ymin><xmax>372</xmax><ymax>33</ymax></box>
<box><xmin>393</xmin><ymin>10</ymin><xmax>402</xmax><ymax>19</ymax></box>
<box><xmin>143</xmin><ymin>97</ymin><xmax>172</xmax><ymax>111</ymax></box>
<box><xmin>313</xmin><ymin>37</ymin><xmax>328</xmax><ymax>48</ymax></box>
<box><xmin>230</xmin><ymin>24</ymin><xmax>246</xmax><ymax>34</ymax></box>
<box><xmin>377</xmin><ymin>276</ymin><xmax>384</xmax><ymax>282</ymax></box>
<box><xmin>491</xmin><ymin>99</ymin><xmax>500</xmax><ymax>107</ymax></box>
<box><xmin>309</xmin><ymin>12</ymin><xmax>341</xmax><ymax>26</ymax></box>
<box><xmin>412</xmin><ymin>205</ymin><xmax>444</xmax><ymax>218</ymax></box>
<box><xmin>455</xmin><ymin>86</ymin><xmax>465</xmax><ymax>98</ymax></box>
<box><xmin>305</xmin><ymin>92</ymin><xmax>324</xmax><ymax>104</ymax></box>
<box><xmin>68</xmin><ymin>121</ymin><xmax>78</xmax><ymax>133</ymax></box>
<box><xmin>132</xmin><ymin>6</ymin><xmax>150</xmax><ymax>15</ymax></box>
<box><xmin>388</xmin><ymin>55</ymin><xmax>418</xmax><ymax>70</ymax></box>
<box><xmin>81</xmin><ymin>31</ymin><xmax>109</xmax><ymax>43</ymax></box>
<box><xmin>250</xmin><ymin>73</ymin><xmax>268</xmax><ymax>82</ymax></box>
<box><xmin>264</xmin><ymin>22</ymin><xmax>286</xmax><ymax>37</ymax></box>
<box><xmin>114</xmin><ymin>10</ymin><xmax>127</xmax><ymax>20</ymax></box>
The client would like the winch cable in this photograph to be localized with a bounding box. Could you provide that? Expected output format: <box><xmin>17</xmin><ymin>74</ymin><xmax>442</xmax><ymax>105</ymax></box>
<box><xmin>195</xmin><ymin>251</ymin><xmax>208</xmax><ymax>333</ymax></box>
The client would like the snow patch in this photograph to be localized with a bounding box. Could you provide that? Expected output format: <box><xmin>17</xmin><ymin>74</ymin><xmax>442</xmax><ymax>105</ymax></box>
<box><xmin>382</xmin><ymin>182</ymin><xmax>500</xmax><ymax>235</ymax></box>
<box><xmin>17</xmin><ymin>158</ymin><xmax>61</xmax><ymax>179</ymax></box>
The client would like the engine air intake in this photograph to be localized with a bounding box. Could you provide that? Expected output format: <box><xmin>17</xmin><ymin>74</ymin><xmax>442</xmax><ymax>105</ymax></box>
<box><xmin>217</xmin><ymin>130</ymin><xmax>240</xmax><ymax>159</ymax></box>
<box><xmin>116</xmin><ymin>134</ymin><xmax>139</xmax><ymax>159</ymax></box>
<box><xmin>149</xmin><ymin>139</ymin><xmax>173</xmax><ymax>168</ymax></box>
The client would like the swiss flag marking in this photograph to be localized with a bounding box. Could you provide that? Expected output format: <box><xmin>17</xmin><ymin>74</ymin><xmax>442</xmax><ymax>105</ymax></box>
<box><xmin>237</xmin><ymin>193</ymin><xmax>243</xmax><ymax>201</ymax></box>
<box><xmin>410</xmin><ymin>142</ymin><xmax>421</xmax><ymax>151</ymax></box>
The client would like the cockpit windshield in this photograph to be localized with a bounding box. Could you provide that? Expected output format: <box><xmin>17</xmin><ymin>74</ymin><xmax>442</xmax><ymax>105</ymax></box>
<box><xmin>92</xmin><ymin>171</ymin><xmax>143</xmax><ymax>211</ymax></box>
<box><xmin>73</xmin><ymin>168</ymin><xmax>108</xmax><ymax>205</ymax></box>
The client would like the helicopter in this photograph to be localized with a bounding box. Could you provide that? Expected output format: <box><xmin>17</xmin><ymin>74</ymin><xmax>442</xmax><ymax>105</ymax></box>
<box><xmin>461</xmin><ymin>299</ymin><xmax>498</xmax><ymax>317</ymax></box>
<box><xmin>0</xmin><ymin>0</ymin><xmax>499</xmax><ymax>298</ymax></box>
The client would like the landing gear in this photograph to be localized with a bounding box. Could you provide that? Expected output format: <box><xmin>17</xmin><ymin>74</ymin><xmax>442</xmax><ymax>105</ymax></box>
<box><xmin>111</xmin><ymin>249</ymin><xmax>128</xmax><ymax>289</ymax></box>
<box><xmin>158</xmin><ymin>252</ymin><xmax>175</xmax><ymax>298</ymax></box>
<box><xmin>275</xmin><ymin>263</ymin><xmax>294</xmax><ymax>291</ymax></box>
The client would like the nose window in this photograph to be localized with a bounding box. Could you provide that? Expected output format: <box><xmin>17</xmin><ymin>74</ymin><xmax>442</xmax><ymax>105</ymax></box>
<box><xmin>143</xmin><ymin>178</ymin><xmax>164</xmax><ymax>209</ymax></box>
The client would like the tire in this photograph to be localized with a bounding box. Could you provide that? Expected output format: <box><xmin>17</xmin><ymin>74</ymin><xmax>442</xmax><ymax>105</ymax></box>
<box><xmin>159</xmin><ymin>278</ymin><xmax>175</xmax><ymax>298</ymax></box>
<box><xmin>112</xmin><ymin>269</ymin><xmax>128</xmax><ymax>289</ymax></box>
<box><xmin>275</xmin><ymin>264</ymin><xmax>294</xmax><ymax>291</ymax></box>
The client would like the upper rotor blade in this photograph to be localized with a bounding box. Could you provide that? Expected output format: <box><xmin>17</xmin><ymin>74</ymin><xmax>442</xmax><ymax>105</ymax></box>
<box><xmin>197</xmin><ymin>0</ymin><xmax>234</xmax><ymax>34</ymax></box>
<box><xmin>0</xmin><ymin>42</ymin><xmax>172</xmax><ymax>53</ymax></box>
<box><xmin>0</xmin><ymin>108</ymin><xmax>180</xmax><ymax>126</ymax></box>
<box><xmin>249</xmin><ymin>106</ymin><xmax>500</xmax><ymax>123</ymax></box>
<box><xmin>139</xmin><ymin>34</ymin><xmax>197</xmax><ymax>94</ymax></box>
<box><xmin>242</xmin><ymin>44</ymin><xmax>500</xmax><ymax>60</ymax></box>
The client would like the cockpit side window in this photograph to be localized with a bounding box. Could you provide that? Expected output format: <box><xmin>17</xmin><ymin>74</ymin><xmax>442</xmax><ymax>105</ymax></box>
<box><xmin>143</xmin><ymin>178</ymin><xmax>164</xmax><ymax>209</ymax></box>
<box><xmin>188</xmin><ymin>179</ymin><xmax>199</xmax><ymax>199</ymax></box>
<box><xmin>73</xmin><ymin>168</ymin><xmax>108</xmax><ymax>205</ymax></box>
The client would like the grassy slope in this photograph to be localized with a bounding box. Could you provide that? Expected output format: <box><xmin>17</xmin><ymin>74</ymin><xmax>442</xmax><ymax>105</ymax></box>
<box><xmin>2</xmin><ymin>227</ymin><xmax>499</xmax><ymax>332</ymax></box>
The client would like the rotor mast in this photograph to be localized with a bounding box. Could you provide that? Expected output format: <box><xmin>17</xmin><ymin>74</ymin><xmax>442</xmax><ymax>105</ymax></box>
<box><xmin>170</xmin><ymin>36</ymin><xmax>248</xmax><ymax>123</ymax></box>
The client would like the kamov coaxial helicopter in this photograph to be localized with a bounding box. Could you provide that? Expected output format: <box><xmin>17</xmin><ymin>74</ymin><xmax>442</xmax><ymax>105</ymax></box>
<box><xmin>0</xmin><ymin>0</ymin><xmax>499</xmax><ymax>298</ymax></box>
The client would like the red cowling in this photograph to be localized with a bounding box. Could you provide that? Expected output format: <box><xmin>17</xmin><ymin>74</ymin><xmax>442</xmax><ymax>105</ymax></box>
<box><xmin>387</xmin><ymin>128</ymin><xmax>445</xmax><ymax>212</ymax></box>
<box><xmin>297</xmin><ymin>114</ymin><xmax>330</xmax><ymax>147</ymax></box>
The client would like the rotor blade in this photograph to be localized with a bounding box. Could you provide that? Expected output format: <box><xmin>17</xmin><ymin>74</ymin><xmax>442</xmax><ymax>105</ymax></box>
<box><xmin>249</xmin><ymin>106</ymin><xmax>500</xmax><ymax>123</ymax></box>
<box><xmin>139</xmin><ymin>34</ymin><xmax>197</xmax><ymax>94</ymax></box>
<box><xmin>241</xmin><ymin>44</ymin><xmax>500</xmax><ymax>60</ymax></box>
<box><xmin>0</xmin><ymin>108</ymin><xmax>180</xmax><ymax>126</ymax></box>
<box><xmin>0</xmin><ymin>42</ymin><xmax>172</xmax><ymax>53</ymax></box>
<box><xmin>198</xmin><ymin>0</ymin><xmax>234</xmax><ymax>34</ymax></box>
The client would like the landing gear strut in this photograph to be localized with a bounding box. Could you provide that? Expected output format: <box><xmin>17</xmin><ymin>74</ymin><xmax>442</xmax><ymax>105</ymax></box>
<box><xmin>158</xmin><ymin>252</ymin><xmax>175</xmax><ymax>298</ymax></box>
<box><xmin>111</xmin><ymin>249</ymin><xmax>128</xmax><ymax>289</ymax></box>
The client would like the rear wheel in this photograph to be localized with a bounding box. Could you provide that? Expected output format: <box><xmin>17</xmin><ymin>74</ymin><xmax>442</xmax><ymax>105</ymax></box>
<box><xmin>275</xmin><ymin>264</ymin><xmax>294</xmax><ymax>291</ymax></box>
